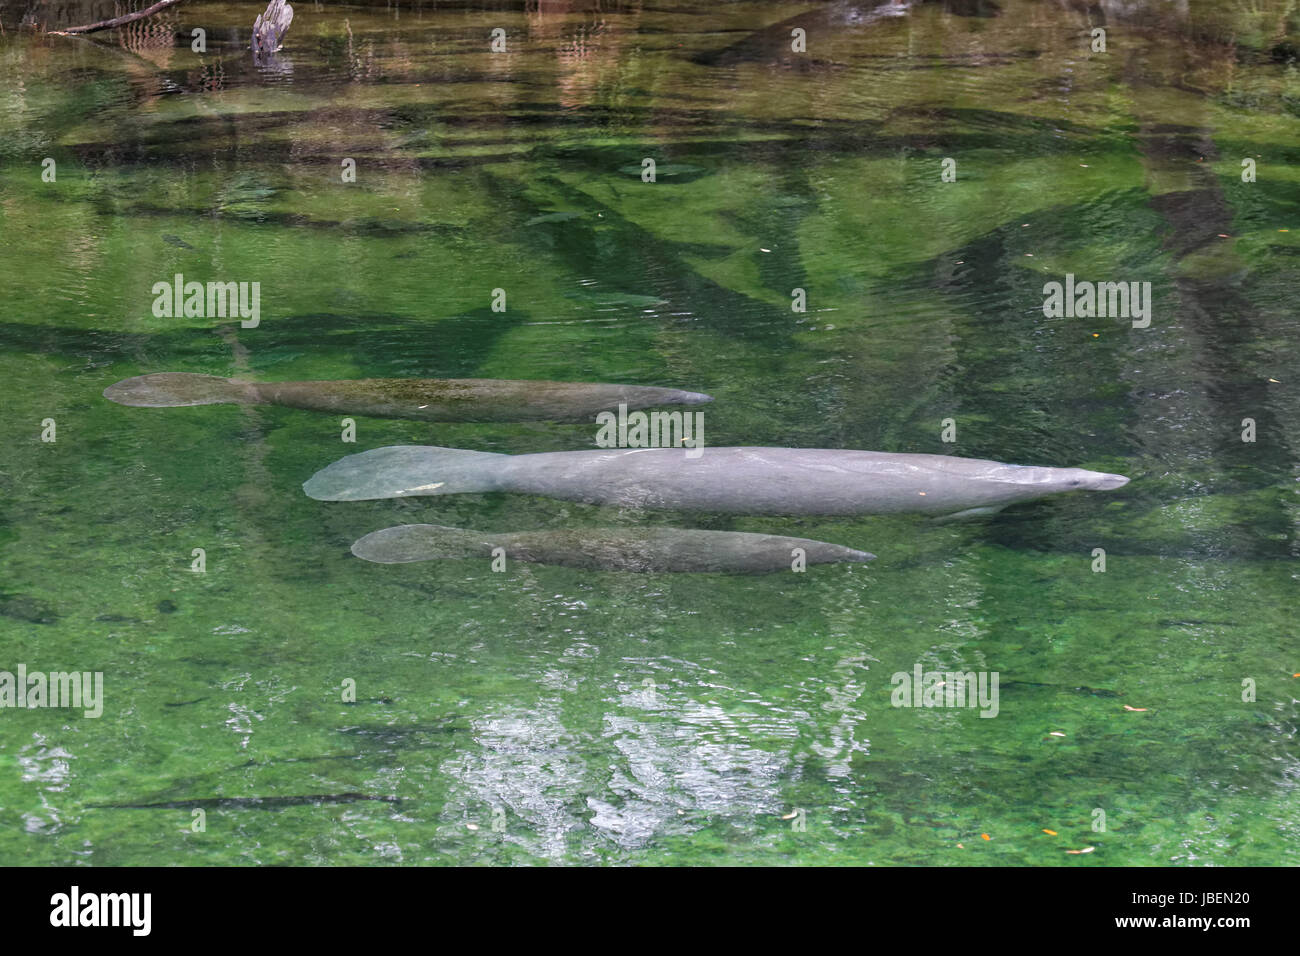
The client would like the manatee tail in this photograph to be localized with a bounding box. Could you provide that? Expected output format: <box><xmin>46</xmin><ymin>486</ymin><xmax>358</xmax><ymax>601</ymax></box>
<box><xmin>303</xmin><ymin>445</ymin><xmax>508</xmax><ymax>501</ymax></box>
<box><xmin>104</xmin><ymin>373</ymin><xmax>257</xmax><ymax>407</ymax></box>
<box><xmin>352</xmin><ymin>525</ymin><xmax>493</xmax><ymax>563</ymax></box>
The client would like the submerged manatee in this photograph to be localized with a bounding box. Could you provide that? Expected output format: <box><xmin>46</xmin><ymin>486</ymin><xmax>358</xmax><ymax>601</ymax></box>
<box><xmin>104</xmin><ymin>373</ymin><xmax>711</xmax><ymax>423</ymax></box>
<box><xmin>351</xmin><ymin>524</ymin><xmax>874</xmax><ymax>573</ymax></box>
<box><xmin>693</xmin><ymin>0</ymin><xmax>1000</xmax><ymax>67</ymax></box>
<box><xmin>305</xmin><ymin>445</ymin><xmax>1129</xmax><ymax>516</ymax></box>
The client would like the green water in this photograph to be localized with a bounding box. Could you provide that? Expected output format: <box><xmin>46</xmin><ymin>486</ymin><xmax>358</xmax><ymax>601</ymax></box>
<box><xmin>1</xmin><ymin>0</ymin><xmax>1297</xmax><ymax>866</ymax></box>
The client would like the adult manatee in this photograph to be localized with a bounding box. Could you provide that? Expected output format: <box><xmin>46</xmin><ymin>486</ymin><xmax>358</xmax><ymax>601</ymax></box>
<box><xmin>351</xmin><ymin>524</ymin><xmax>874</xmax><ymax>573</ymax></box>
<box><xmin>104</xmin><ymin>373</ymin><xmax>711</xmax><ymax>423</ymax></box>
<box><xmin>304</xmin><ymin>445</ymin><xmax>1129</xmax><ymax>516</ymax></box>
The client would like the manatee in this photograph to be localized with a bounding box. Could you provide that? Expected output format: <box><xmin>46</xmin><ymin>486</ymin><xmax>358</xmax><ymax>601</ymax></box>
<box><xmin>304</xmin><ymin>445</ymin><xmax>1129</xmax><ymax>516</ymax></box>
<box><xmin>104</xmin><ymin>373</ymin><xmax>711</xmax><ymax>423</ymax></box>
<box><xmin>89</xmin><ymin>793</ymin><xmax>397</xmax><ymax>811</ymax></box>
<box><xmin>692</xmin><ymin>0</ymin><xmax>1000</xmax><ymax>67</ymax></box>
<box><xmin>350</xmin><ymin>524</ymin><xmax>874</xmax><ymax>573</ymax></box>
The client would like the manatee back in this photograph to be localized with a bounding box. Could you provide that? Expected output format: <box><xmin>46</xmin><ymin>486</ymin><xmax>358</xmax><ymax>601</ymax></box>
<box><xmin>351</xmin><ymin>524</ymin><xmax>873</xmax><ymax>573</ymax></box>
<box><xmin>506</xmin><ymin>447</ymin><xmax>1006</xmax><ymax>514</ymax></box>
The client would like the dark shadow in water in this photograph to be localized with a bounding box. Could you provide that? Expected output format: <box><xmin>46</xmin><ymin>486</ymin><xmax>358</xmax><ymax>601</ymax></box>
<box><xmin>0</xmin><ymin>308</ymin><xmax>530</xmax><ymax>381</ymax></box>
<box><xmin>519</xmin><ymin>173</ymin><xmax>802</xmax><ymax>345</ymax></box>
<box><xmin>896</xmin><ymin>168</ymin><xmax>1297</xmax><ymax>558</ymax></box>
<box><xmin>62</xmin><ymin>104</ymin><xmax>1111</xmax><ymax>173</ymax></box>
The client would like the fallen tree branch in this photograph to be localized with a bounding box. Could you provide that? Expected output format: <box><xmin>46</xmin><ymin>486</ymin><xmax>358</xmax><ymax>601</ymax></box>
<box><xmin>47</xmin><ymin>0</ymin><xmax>187</xmax><ymax>36</ymax></box>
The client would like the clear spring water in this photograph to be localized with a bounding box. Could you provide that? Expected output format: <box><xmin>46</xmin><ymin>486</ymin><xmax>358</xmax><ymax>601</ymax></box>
<box><xmin>0</xmin><ymin>0</ymin><xmax>1297</xmax><ymax>865</ymax></box>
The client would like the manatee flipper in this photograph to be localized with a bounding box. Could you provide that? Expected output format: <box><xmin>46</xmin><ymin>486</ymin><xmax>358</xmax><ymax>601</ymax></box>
<box><xmin>932</xmin><ymin>505</ymin><xmax>1007</xmax><ymax>522</ymax></box>
<box><xmin>303</xmin><ymin>446</ymin><xmax>507</xmax><ymax>501</ymax></box>
<box><xmin>103</xmin><ymin>373</ymin><xmax>259</xmax><ymax>407</ymax></box>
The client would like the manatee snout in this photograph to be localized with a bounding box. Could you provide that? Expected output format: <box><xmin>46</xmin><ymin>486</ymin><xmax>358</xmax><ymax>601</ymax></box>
<box><xmin>1067</xmin><ymin>469</ymin><xmax>1130</xmax><ymax>491</ymax></box>
<box><xmin>841</xmin><ymin>548</ymin><xmax>876</xmax><ymax>563</ymax></box>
